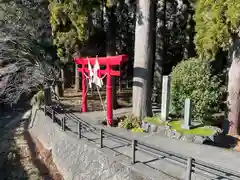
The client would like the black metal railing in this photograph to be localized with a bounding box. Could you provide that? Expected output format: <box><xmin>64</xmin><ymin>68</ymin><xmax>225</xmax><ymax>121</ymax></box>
<box><xmin>43</xmin><ymin>103</ymin><xmax>240</xmax><ymax>180</ymax></box>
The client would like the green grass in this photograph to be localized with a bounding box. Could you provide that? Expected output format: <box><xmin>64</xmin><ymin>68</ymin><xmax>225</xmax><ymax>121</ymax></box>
<box><xmin>131</xmin><ymin>127</ymin><xmax>145</xmax><ymax>132</ymax></box>
<box><xmin>168</xmin><ymin>120</ymin><xmax>214</xmax><ymax>136</ymax></box>
<box><xmin>144</xmin><ymin>117</ymin><xmax>215</xmax><ymax>136</ymax></box>
<box><xmin>144</xmin><ymin>116</ymin><xmax>166</xmax><ymax>126</ymax></box>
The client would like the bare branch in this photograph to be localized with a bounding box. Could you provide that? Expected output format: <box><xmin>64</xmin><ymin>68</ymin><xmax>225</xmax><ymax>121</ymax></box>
<box><xmin>0</xmin><ymin>0</ymin><xmax>58</xmax><ymax>104</ymax></box>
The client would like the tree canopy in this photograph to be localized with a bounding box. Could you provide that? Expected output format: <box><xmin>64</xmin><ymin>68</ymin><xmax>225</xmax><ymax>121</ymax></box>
<box><xmin>48</xmin><ymin>0</ymin><xmax>101</xmax><ymax>60</ymax></box>
<box><xmin>194</xmin><ymin>0</ymin><xmax>240</xmax><ymax>59</ymax></box>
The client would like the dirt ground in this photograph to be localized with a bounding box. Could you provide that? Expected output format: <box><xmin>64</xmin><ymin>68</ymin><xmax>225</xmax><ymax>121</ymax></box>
<box><xmin>0</xmin><ymin>118</ymin><xmax>63</xmax><ymax>180</ymax></box>
<box><xmin>60</xmin><ymin>87</ymin><xmax>132</xmax><ymax>112</ymax></box>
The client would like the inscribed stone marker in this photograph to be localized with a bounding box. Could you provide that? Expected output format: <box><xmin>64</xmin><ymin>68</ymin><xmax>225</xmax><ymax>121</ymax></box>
<box><xmin>161</xmin><ymin>76</ymin><xmax>171</xmax><ymax>121</ymax></box>
<box><xmin>182</xmin><ymin>98</ymin><xmax>192</xmax><ymax>130</ymax></box>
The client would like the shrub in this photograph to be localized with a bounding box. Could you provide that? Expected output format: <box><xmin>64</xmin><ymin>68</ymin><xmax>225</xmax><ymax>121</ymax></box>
<box><xmin>171</xmin><ymin>58</ymin><xmax>226</xmax><ymax>122</ymax></box>
<box><xmin>118</xmin><ymin>115</ymin><xmax>141</xmax><ymax>129</ymax></box>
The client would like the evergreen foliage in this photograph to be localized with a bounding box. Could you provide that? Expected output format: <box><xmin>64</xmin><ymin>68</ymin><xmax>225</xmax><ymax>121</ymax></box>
<box><xmin>118</xmin><ymin>115</ymin><xmax>141</xmax><ymax>129</ymax></box>
<box><xmin>194</xmin><ymin>0</ymin><xmax>240</xmax><ymax>58</ymax></box>
<box><xmin>48</xmin><ymin>0</ymin><xmax>101</xmax><ymax>60</ymax></box>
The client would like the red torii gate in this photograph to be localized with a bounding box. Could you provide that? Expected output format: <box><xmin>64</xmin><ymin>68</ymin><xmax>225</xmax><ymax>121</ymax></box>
<box><xmin>74</xmin><ymin>54</ymin><xmax>128</xmax><ymax>125</ymax></box>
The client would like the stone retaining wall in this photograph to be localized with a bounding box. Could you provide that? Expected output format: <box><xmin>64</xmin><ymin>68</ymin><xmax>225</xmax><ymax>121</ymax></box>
<box><xmin>28</xmin><ymin>106</ymin><xmax>172</xmax><ymax>180</ymax></box>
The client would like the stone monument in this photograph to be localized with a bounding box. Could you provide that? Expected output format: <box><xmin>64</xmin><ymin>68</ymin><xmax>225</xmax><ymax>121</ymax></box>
<box><xmin>161</xmin><ymin>76</ymin><xmax>171</xmax><ymax>121</ymax></box>
<box><xmin>182</xmin><ymin>98</ymin><xmax>192</xmax><ymax>130</ymax></box>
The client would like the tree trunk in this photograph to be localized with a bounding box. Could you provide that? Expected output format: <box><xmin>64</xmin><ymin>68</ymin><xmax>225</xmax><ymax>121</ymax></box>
<box><xmin>182</xmin><ymin>0</ymin><xmax>195</xmax><ymax>59</ymax></box>
<box><xmin>151</xmin><ymin>0</ymin><xmax>157</xmax><ymax>103</ymax></box>
<box><xmin>227</xmin><ymin>44</ymin><xmax>240</xmax><ymax>135</ymax></box>
<box><xmin>101</xmin><ymin>0</ymin><xmax>104</xmax><ymax>29</ymax></box>
<box><xmin>153</xmin><ymin>0</ymin><xmax>166</xmax><ymax>104</ymax></box>
<box><xmin>132</xmin><ymin>0</ymin><xmax>155</xmax><ymax>119</ymax></box>
<box><xmin>106</xmin><ymin>5</ymin><xmax>118</xmax><ymax>109</ymax></box>
<box><xmin>151</xmin><ymin>0</ymin><xmax>157</xmax><ymax>86</ymax></box>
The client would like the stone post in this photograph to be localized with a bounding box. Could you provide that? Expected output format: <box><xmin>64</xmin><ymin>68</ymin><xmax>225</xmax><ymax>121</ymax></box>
<box><xmin>44</xmin><ymin>86</ymin><xmax>52</xmax><ymax>106</ymax></box>
<box><xmin>182</xmin><ymin>98</ymin><xmax>192</xmax><ymax>130</ymax></box>
<box><xmin>55</xmin><ymin>81</ymin><xmax>64</xmax><ymax>97</ymax></box>
<box><xmin>161</xmin><ymin>75</ymin><xmax>171</xmax><ymax>121</ymax></box>
<box><xmin>61</xmin><ymin>68</ymin><xmax>65</xmax><ymax>91</ymax></box>
<box><xmin>75</xmin><ymin>64</ymin><xmax>80</xmax><ymax>91</ymax></box>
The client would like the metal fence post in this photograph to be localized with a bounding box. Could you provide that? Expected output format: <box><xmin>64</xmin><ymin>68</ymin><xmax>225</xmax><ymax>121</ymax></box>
<box><xmin>132</xmin><ymin>140</ymin><xmax>136</xmax><ymax>164</ymax></box>
<box><xmin>52</xmin><ymin>109</ymin><xmax>55</xmax><ymax>122</ymax></box>
<box><xmin>186</xmin><ymin>157</ymin><xmax>193</xmax><ymax>180</ymax></box>
<box><xmin>62</xmin><ymin>117</ymin><xmax>66</xmax><ymax>131</ymax></box>
<box><xmin>100</xmin><ymin>129</ymin><xmax>103</xmax><ymax>148</ymax></box>
<box><xmin>78</xmin><ymin>121</ymin><xmax>82</xmax><ymax>138</ymax></box>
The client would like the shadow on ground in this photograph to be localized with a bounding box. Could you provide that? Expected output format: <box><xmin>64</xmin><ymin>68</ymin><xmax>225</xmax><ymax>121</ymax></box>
<box><xmin>203</xmin><ymin>133</ymin><xmax>239</xmax><ymax>149</ymax></box>
<box><xmin>61</xmin><ymin>88</ymin><xmax>132</xmax><ymax>112</ymax></box>
<box><xmin>0</xmin><ymin>118</ymin><xmax>37</xmax><ymax>179</ymax></box>
<box><xmin>0</xmin><ymin>103</ymin><xmax>63</xmax><ymax>180</ymax></box>
<box><xmin>24</xmin><ymin>119</ymin><xmax>54</xmax><ymax>179</ymax></box>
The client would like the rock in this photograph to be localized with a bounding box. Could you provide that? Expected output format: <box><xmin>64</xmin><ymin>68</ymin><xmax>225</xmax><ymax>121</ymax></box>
<box><xmin>155</xmin><ymin>125</ymin><xmax>166</xmax><ymax>135</ymax></box>
<box><xmin>207</xmin><ymin>134</ymin><xmax>215</xmax><ymax>142</ymax></box>
<box><xmin>172</xmin><ymin>131</ymin><xmax>183</xmax><ymax>140</ymax></box>
<box><xmin>154</xmin><ymin>126</ymin><xmax>165</xmax><ymax>136</ymax></box>
<box><xmin>150</xmin><ymin>124</ymin><xmax>158</xmax><ymax>132</ymax></box>
<box><xmin>208</xmin><ymin>126</ymin><xmax>223</xmax><ymax>134</ymax></box>
<box><xmin>181</xmin><ymin>134</ymin><xmax>195</xmax><ymax>142</ymax></box>
<box><xmin>165</xmin><ymin>126</ymin><xmax>174</xmax><ymax>138</ymax></box>
<box><xmin>141</xmin><ymin>122</ymin><xmax>150</xmax><ymax>132</ymax></box>
<box><xmin>193</xmin><ymin>136</ymin><xmax>205</xmax><ymax>144</ymax></box>
<box><xmin>206</xmin><ymin>126</ymin><xmax>223</xmax><ymax>142</ymax></box>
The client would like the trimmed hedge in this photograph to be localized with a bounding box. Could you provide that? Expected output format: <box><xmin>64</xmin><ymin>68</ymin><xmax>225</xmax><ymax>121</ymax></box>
<box><xmin>170</xmin><ymin>58</ymin><xmax>225</xmax><ymax>122</ymax></box>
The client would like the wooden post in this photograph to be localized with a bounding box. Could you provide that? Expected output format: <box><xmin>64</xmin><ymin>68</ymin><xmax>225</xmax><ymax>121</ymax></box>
<box><xmin>106</xmin><ymin>63</ymin><xmax>113</xmax><ymax>125</ymax></box>
<box><xmin>82</xmin><ymin>63</ymin><xmax>87</xmax><ymax>112</ymax></box>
